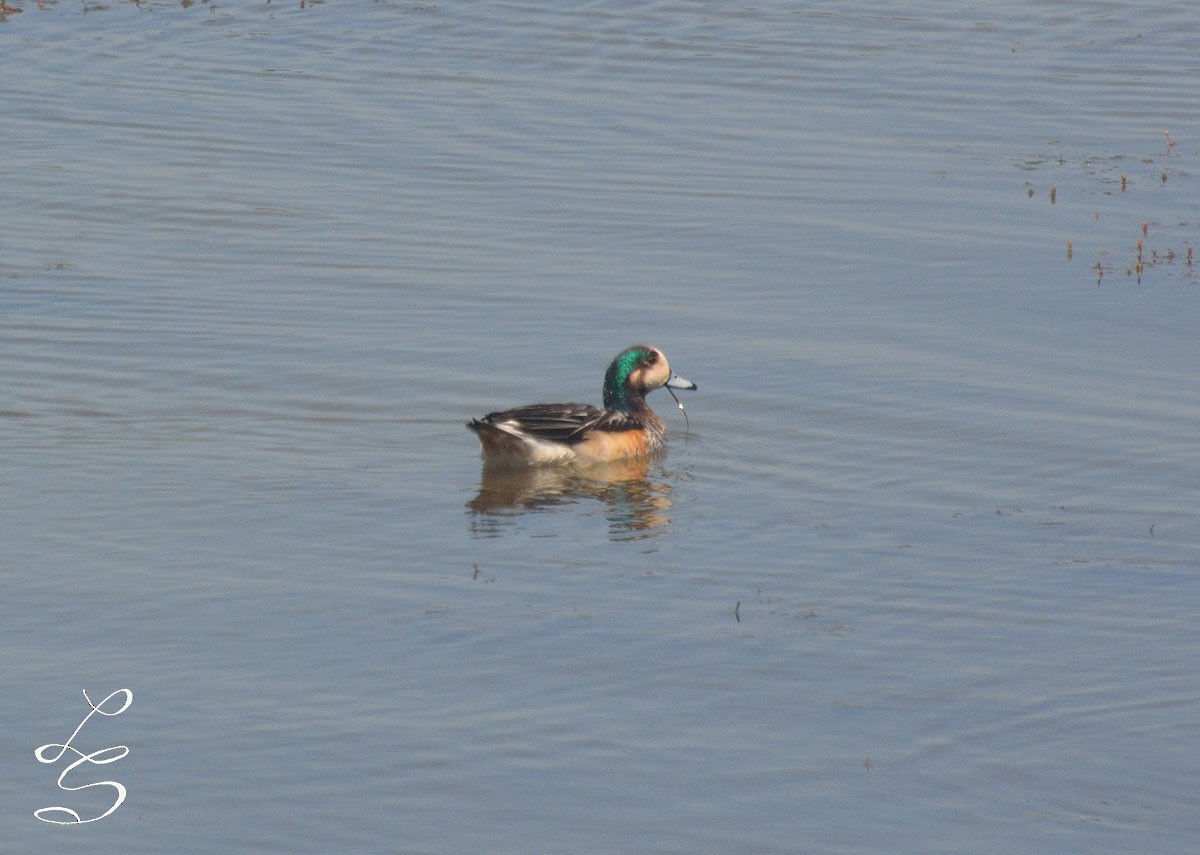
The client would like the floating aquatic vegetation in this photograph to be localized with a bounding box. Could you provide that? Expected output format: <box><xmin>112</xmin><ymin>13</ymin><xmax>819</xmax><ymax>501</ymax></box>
<box><xmin>1022</xmin><ymin>131</ymin><xmax>1197</xmax><ymax>286</ymax></box>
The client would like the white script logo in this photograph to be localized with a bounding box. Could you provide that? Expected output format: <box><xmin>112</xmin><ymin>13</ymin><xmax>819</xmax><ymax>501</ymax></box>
<box><xmin>34</xmin><ymin>689</ymin><xmax>133</xmax><ymax>825</ymax></box>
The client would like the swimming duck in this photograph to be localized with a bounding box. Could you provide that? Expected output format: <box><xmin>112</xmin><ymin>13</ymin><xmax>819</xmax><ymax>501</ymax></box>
<box><xmin>467</xmin><ymin>345</ymin><xmax>697</xmax><ymax>466</ymax></box>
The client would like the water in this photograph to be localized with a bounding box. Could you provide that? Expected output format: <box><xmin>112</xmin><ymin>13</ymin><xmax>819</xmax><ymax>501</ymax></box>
<box><xmin>4</xmin><ymin>1</ymin><xmax>1199</xmax><ymax>852</ymax></box>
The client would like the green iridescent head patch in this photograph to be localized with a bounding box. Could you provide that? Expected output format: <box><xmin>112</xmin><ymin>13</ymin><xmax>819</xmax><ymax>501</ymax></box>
<box><xmin>603</xmin><ymin>346</ymin><xmax>655</xmax><ymax>410</ymax></box>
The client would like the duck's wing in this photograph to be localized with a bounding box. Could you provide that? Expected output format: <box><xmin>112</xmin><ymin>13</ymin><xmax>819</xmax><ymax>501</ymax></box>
<box><xmin>471</xmin><ymin>403</ymin><xmax>639</xmax><ymax>445</ymax></box>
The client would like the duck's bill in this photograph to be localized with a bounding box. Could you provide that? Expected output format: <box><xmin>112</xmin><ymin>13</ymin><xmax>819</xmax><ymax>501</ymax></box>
<box><xmin>666</xmin><ymin>373</ymin><xmax>697</xmax><ymax>391</ymax></box>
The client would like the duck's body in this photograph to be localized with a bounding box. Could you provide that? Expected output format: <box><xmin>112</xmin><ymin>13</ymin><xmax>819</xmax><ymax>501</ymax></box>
<box><xmin>467</xmin><ymin>345</ymin><xmax>696</xmax><ymax>467</ymax></box>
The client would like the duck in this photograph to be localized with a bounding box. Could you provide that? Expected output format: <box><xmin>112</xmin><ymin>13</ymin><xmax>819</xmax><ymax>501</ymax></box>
<box><xmin>467</xmin><ymin>345</ymin><xmax>697</xmax><ymax>466</ymax></box>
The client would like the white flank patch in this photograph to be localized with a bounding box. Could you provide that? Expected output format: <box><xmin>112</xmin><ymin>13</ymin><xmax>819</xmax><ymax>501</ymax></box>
<box><xmin>493</xmin><ymin>420</ymin><xmax>578</xmax><ymax>464</ymax></box>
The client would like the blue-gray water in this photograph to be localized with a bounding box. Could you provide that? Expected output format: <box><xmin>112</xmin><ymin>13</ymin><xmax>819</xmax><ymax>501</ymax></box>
<box><xmin>4</xmin><ymin>2</ymin><xmax>1199</xmax><ymax>852</ymax></box>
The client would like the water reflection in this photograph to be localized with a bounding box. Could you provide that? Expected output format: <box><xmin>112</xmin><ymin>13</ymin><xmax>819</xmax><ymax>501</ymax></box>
<box><xmin>467</xmin><ymin>458</ymin><xmax>678</xmax><ymax>540</ymax></box>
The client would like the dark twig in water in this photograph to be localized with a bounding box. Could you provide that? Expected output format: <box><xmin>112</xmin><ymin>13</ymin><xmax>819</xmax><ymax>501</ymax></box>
<box><xmin>666</xmin><ymin>385</ymin><xmax>689</xmax><ymax>432</ymax></box>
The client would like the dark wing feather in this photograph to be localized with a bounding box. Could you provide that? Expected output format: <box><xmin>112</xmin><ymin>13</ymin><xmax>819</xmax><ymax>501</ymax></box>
<box><xmin>477</xmin><ymin>403</ymin><xmax>642</xmax><ymax>445</ymax></box>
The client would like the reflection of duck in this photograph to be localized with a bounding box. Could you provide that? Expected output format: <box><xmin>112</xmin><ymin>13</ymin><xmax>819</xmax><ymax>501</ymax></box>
<box><xmin>467</xmin><ymin>345</ymin><xmax>696</xmax><ymax>467</ymax></box>
<box><xmin>467</xmin><ymin>457</ymin><xmax>677</xmax><ymax>539</ymax></box>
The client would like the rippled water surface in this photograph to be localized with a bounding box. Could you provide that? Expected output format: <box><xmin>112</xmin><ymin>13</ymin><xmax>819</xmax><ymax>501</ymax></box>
<box><xmin>4</xmin><ymin>2</ymin><xmax>1199</xmax><ymax>852</ymax></box>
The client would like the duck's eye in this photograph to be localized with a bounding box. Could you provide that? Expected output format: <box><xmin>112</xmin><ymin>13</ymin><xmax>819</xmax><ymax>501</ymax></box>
<box><xmin>642</xmin><ymin>349</ymin><xmax>659</xmax><ymax>365</ymax></box>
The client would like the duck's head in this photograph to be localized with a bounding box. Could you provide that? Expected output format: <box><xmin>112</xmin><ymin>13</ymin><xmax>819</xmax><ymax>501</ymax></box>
<box><xmin>602</xmin><ymin>345</ymin><xmax>697</xmax><ymax>411</ymax></box>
